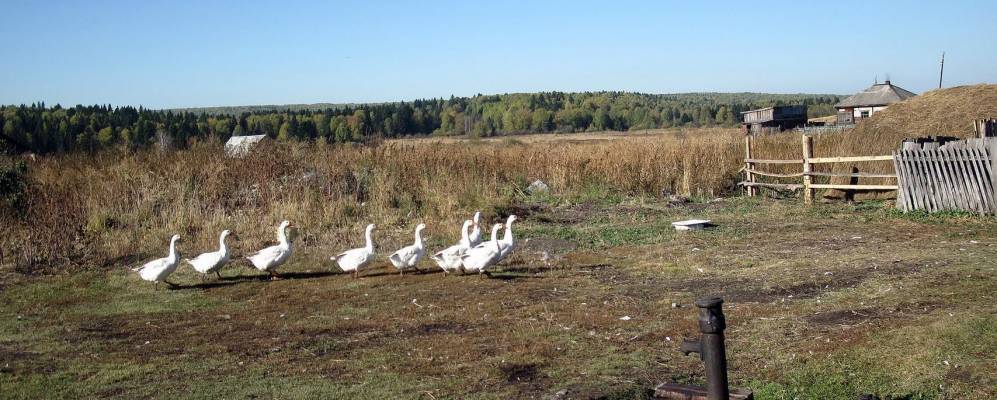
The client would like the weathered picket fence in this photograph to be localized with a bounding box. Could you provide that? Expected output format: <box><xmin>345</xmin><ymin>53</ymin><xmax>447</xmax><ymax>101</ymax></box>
<box><xmin>892</xmin><ymin>138</ymin><xmax>996</xmax><ymax>214</ymax></box>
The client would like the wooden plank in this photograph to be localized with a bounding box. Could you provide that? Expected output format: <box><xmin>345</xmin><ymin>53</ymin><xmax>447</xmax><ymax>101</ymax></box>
<box><xmin>950</xmin><ymin>147</ymin><xmax>978</xmax><ymax>212</ymax></box>
<box><xmin>926</xmin><ymin>147</ymin><xmax>952</xmax><ymax>211</ymax></box>
<box><xmin>944</xmin><ymin>147</ymin><xmax>973</xmax><ymax>212</ymax></box>
<box><xmin>743</xmin><ymin>158</ymin><xmax>803</xmax><ymax>165</ymax></box>
<box><xmin>737</xmin><ymin>182</ymin><xmax>803</xmax><ymax>190</ymax></box>
<box><xmin>806</xmin><ymin>171</ymin><xmax>897</xmax><ymax>178</ymax></box>
<box><xmin>925</xmin><ymin>149</ymin><xmax>966</xmax><ymax>211</ymax></box>
<box><xmin>910</xmin><ymin>149</ymin><xmax>936</xmax><ymax>211</ymax></box>
<box><xmin>970</xmin><ymin>147</ymin><xmax>995</xmax><ymax>214</ymax></box>
<box><xmin>802</xmin><ymin>135</ymin><xmax>814</xmax><ymax>205</ymax></box>
<box><xmin>990</xmin><ymin>140</ymin><xmax>997</xmax><ymax>210</ymax></box>
<box><xmin>975</xmin><ymin>146</ymin><xmax>996</xmax><ymax>214</ymax></box>
<box><xmin>808</xmin><ymin>155</ymin><xmax>895</xmax><ymax>164</ymax></box>
<box><xmin>904</xmin><ymin>149</ymin><xmax>926</xmax><ymax>211</ymax></box>
<box><xmin>808</xmin><ymin>184</ymin><xmax>899</xmax><ymax>190</ymax></box>
<box><xmin>959</xmin><ymin>147</ymin><xmax>986</xmax><ymax>213</ymax></box>
<box><xmin>744</xmin><ymin>135</ymin><xmax>755</xmax><ymax>197</ymax></box>
<box><xmin>961</xmin><ymin>147</ymin><xmax>986</xmax><ymax>212</ymax></box>
<box><xmin>896</xmin><ymin>150</ymin><xmax>914</xmax><ymax>211</ymax></box>
<box><xmin>892</xmin><ymin>150</ymin><xmax>910</xmax><ymax>211</ymax></box>
<box><xmin>743</xmin><ymin>168</ymin><xmax>804</xmax><ymax>178</ymax></box>
<box><xmin>967</xmin><ymin>147</ymin><xmax>994</xmax><ymax>214</ymax></box>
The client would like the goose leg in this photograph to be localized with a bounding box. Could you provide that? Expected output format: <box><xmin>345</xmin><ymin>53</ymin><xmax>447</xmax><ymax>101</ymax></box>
<box><xmin>216</xmin><ymin>271</ymin><xmax>222</xmax><ymax>280</ymax></box>
<box><xmin>353</xmin><ymin>270</ymin><xmax>358</xmax><ymax>279</ymax></box>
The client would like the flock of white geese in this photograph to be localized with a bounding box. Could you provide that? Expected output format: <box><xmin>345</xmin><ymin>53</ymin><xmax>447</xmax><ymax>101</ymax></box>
<box><xmin>132</xmin><ymin>212</ymin><xmax>517</xmax><ymax>287</ymax></box>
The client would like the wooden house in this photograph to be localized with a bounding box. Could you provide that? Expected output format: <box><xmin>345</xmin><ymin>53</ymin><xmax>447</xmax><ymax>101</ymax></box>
<box><xmin>834</xmin><ymin>80</ymin><xmax>916</xmax><ymax>124</ymax></box>
<box><xmin>740</xmin><ymin>105</ymin><xmax>807</xmax><ymax>135</ymax></box>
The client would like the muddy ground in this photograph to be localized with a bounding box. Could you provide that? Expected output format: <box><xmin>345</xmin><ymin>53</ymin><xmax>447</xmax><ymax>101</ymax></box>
<box><xmin>1</xmin><ymin>198</ymin><xmax>995</xmax><ymax>399</ymax></box>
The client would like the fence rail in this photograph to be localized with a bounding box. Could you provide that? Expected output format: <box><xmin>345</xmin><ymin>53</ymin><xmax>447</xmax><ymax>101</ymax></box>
<box><xmin>741</xmin><ymin>134</ymin><xmax>898</xmax><ymax>204</ymax></box>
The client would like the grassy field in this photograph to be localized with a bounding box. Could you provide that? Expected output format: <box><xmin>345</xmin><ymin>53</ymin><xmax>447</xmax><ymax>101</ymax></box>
<box><xmin>2</xmin><ymin>195</ymin><xmax>995</xmax><ymax>399</ymax></box>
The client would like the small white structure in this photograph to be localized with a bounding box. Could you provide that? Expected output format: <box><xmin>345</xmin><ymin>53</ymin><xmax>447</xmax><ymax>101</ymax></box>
<box><xmin>224</xmin><ymin>135</ymin><xmax>268</xmax><ymax>157</ymax></box>
<box><xmin>672</xmin><ymin>219</ymin><xmax>712</xmax><ymax>231</ymax></box>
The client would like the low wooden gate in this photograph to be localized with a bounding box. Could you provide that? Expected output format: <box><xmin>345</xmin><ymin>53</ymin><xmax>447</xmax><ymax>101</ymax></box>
<box><xmin>892</xmin><ymin>138</ymin><xmax>997</xmax><ymax>214</ymax></box>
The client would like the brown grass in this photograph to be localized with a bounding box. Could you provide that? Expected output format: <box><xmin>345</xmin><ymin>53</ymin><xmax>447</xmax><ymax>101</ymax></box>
<box><xmin>2</xmin><ymin>128</ymin><xmax>745</xmax><ymax>273</ymax></box>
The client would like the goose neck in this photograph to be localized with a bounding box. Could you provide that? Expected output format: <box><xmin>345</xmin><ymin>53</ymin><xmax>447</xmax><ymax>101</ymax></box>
<box><xmin>364</xmin><ymin>227</ymin><xmax>374</xmax><ymax>251</ymax></box>
<box><xmin>168</xmin><ymin>238</ymin><xmax>179</xmax><ymax>260</ymax></box>
<box><xmin>278</xmin><ymin>226</ymin><xmax>290</xmax><ymax>248</ymax></box>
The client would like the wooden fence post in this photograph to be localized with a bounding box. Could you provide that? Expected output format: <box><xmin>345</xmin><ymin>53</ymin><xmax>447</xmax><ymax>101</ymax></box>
<box><xmin>802</xmin><ymin>134</ymin><xmax>814</xmax><ymax>204</ymax></box>
<box><xmin>744</xmin><ymin>135</ymin><xmax>755</xmax><ymax>197</ymax></box>
<box><xmin>990</xmin><ymin>139</ymin><xmax>997</xmax><ymax>204</ymax></box>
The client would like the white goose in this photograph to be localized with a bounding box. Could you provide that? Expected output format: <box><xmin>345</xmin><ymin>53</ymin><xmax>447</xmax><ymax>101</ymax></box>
<box><xmin>497</xmin><ymin>215</ymin><xmax>517</xmax><ymax>262</ymax></box>
<box><xmin>388</xmin><ymin>223</ymin><xmax>426</xmax><ymax>275</ymax></box>
<box><xmin>467</xmin><ymin>211</ymin><xmax>483</xmax><ymax>247</ymax></box>
<box><xmin>246</xmin><ymin>220</ymin><xmax>294</xmax><ymax>280</ymax></box>
<box><xmin>431</xmin><ymin>219</ymin><xmax>473</xmax><ymax>275</ymax></box>
<box><xmin>332</xmin><ymin>224</ymin><xmax>376</xmax><ymax>278</ymax></box>
<box><xmin>460</xmin><ymin>223</ymin><xmax>503</xmax><ymax>276</ymax></box>
<box><xmin>133</xmin><ymin>234</ymin><xmax>182</xmax><ymax>287</ymax></box>
<box><xmin>186</xmin><ymin>230</ymin><xmax>234</xmax><ymax>280</ymax></box>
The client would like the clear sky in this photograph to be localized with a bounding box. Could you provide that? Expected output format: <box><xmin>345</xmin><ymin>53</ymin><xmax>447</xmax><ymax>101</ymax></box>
<box><xmin>2</xmin><ymin>0</ymin><xmax>995</xmax><ymax>108</ymax></box>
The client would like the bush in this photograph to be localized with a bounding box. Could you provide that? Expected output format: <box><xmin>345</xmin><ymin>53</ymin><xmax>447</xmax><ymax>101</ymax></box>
<box><xmin>0</xmin><ymin>160</ymin><xmax>28</xmax><ymax>215</ymax></box>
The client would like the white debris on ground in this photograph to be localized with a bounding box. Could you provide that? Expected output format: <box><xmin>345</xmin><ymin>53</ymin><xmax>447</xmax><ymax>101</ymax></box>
<box><xmin>672</xmin><ymin>219</ymin><xmax>712</xmax><ymax>231</ymax></box>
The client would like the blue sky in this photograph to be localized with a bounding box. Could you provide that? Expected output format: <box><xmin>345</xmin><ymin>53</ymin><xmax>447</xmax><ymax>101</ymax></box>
<box><xmin>2</xmin><ymin>0</ymin><xmax>995</xmax><ymax>108</ymax></box>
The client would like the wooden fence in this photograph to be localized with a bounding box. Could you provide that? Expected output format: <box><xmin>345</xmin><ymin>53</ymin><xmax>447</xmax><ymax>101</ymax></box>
<box><xmin>741</xmin><ymin>134</ymin><xmax>898</xmax><ymax>204</ymax></box>
<box><xmin>893</xmin><ymin>138</ymin><xmax>996</xmax><ymax>214</ymax></box>
<box><xmin>974</xmin><ymin>118</ymin><xmax>997</xmax><ymax>138</ymax></box>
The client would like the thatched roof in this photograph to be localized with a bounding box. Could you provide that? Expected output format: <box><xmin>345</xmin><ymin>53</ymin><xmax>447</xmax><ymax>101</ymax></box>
<box><xmin>835</xmin><ymin>81</ymin><xmax>917</xmax><ymax>108</ymax></box>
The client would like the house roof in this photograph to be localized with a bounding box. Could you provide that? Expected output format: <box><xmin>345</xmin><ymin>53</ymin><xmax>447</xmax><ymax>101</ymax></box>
<box><xmin>835</xmin><ymin>81</ymin><xmax>916</xmax><ymax>108</ymax></box>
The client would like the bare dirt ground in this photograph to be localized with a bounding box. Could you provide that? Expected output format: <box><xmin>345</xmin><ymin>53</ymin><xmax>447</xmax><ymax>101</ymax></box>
<box><xmin>1</xmin><ymin>198</ymin><xmax>995</xmax><ymax>399</ymax></box>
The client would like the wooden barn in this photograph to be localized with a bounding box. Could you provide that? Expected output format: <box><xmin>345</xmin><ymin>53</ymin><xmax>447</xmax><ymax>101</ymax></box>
<box><xmin>835</xmin><ymin>80</ymin><xmax>916</xmax><ymax>124</ymax></box>
<box><xmin>740</xmin><ymin>105</ymin><xmax>807</xmax><ymax>135</ymax></box>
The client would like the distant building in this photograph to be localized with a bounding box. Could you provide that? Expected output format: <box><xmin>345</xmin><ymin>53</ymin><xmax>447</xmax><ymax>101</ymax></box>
<box><xmin>224</xmin><ymin>134</ymin><xmax>269</xmax><ymax>157</ymax></box>
<box><xmin>740</xmin><ymin>105</ymin><xmax>808</xmax><ymax>135</ymax></box>
<box><xmin>834</xmin><ymin>80</ymin><xmax>916</xmax><ymax>124</ymax></box>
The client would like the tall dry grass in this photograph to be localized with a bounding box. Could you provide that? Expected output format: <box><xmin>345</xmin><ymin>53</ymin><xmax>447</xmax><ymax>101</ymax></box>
<box><xmin>1</xmin><ymin>128</ymin><xmax>749</xmax><ymax>274</ymax></box>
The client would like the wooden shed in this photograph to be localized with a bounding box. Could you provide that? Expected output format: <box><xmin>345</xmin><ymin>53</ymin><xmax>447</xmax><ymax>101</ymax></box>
<box><xmin>740</xmin><ymin>105</ymin><xmax>807</xmax><ymax>135</ymax></box>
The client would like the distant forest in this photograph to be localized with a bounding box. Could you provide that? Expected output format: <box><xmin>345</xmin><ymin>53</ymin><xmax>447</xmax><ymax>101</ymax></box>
<box><xmin>1</xmin><ymin>92</ymin><xmax>841</xmax><ymax>154</ymax></box>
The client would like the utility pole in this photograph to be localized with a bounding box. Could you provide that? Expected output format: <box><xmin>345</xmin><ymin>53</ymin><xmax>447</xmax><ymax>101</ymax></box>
<box><xmin>938</xmin><ymin>52</ymin><xmax>945</xmax><ymax>89</ymax></box>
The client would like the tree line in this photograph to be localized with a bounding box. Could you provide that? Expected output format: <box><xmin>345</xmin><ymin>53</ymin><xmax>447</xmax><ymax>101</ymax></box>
<box><xmin>1</xmin><ymin>92</ymin><xmax>841</xmax><ymax>154</ymax></box>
